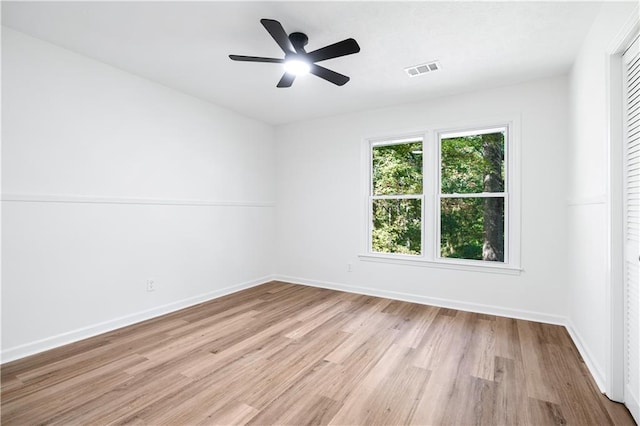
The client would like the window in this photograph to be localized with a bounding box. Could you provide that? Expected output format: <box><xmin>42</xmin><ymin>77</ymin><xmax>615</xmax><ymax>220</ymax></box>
<box><xmin>371</xmin><ymin>139</ymin><xmax>424</xmax><ymax>255</ymax></box>
<box><xmin>363</xmin><ymin>123</ymin><xmax>520</xmax><ymax>273</ymax></box>
<box><xmin>439</xmin><ymin>127</ymin><xmax>506</xmax><ymax>263</ymax></box>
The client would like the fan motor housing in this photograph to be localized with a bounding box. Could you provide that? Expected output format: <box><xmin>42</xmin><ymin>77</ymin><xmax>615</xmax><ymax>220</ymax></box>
<box><xmin>289</xmin><ymin>32</ymin><xmax>309</xmax><ymax>51</ymax></box>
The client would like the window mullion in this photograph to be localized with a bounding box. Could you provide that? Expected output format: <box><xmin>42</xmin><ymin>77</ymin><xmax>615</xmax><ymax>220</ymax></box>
<box><xmin>423</xmin><ymin>131</ymin><xmax>437</xmax><ymax>260</ymax></box>
<box><xmin>440</xmin><ymin>192</ymin><xmax>507</xmax><ymax>198</ymax></box>
<box><xmin>372</xmin><ymin>194</ymin><xmax>422</xmax><ymax>200</ymax></box>
<box><xmin>435</xmin><ymin>130</ymin><xmax>442</xmax><ymax>261</ymax></box>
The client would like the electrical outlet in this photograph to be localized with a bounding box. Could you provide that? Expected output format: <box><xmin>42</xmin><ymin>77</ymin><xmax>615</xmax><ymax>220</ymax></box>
<box><xmin>146</xmin><ymin>279</ymin><xmax>155</xmax><ymax>292</ymax></box>
<box><xmin>347</xmin><ymin>263</ymin><xmax>353</xmax><ymax>272</ymax></box>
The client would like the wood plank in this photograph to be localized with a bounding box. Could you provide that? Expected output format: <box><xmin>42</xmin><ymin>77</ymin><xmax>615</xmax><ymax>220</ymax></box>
<box><xmin>328</xmin><ymin>343</ymin><xmax>411</xmax><ymax>425</ymax></box>
<box><xmin>357</xmin><ymin>356</ymin><xmax>430</xmax><ymax>424</ymax></box>
<box><xmin>324</xmin><ymin>311</ymin><xmax>396</xmax><ymax>364</ymax></box>
<box><xmin>198</xmin><ymin>402</ymin><xmax>259</xmax><ymax>426</ymax></box>
<box><xmin>527</xmin><ymin>397</ymin><xmax>568</xmax><ymax>425</ymax></box>
<box><xmin>243</xmin><ymin>362</ymin><xmax>342</xmax><ymax>425</ymax></box>
<box><xmin>493</xmin><ymin>355</ymin><xmax>529</xmax><ymax>425</ymax></box>
<box><xmin>441</xmin><ymin>375</ymin><xmax>496</xmax><ymax>426</ymax></box>
<box><xmin>393</xmin><ymin>303</ymin><xmax>439</xmax><ymax>349</ymax></box>
<box><xmin>517</xmin><ymin>319</ymin><xmax>561</xmax><ymax>403</ymax></box>
<box><xmin>494</xmin><ymin>316</ymin><xmax>523</xmax><ymax>361</ymax></box>
<box><xmin>316</xmin><ymin>328</ymin><xmax>400</xmax><ymax>402</ymax></box>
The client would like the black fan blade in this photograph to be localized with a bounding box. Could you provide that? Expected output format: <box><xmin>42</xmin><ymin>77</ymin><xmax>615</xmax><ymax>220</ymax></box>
<box><xmin>310</xmin><ymin>64</ymin><xmax>350</xmax><ymax>86</ymax></box>
<box><xmin>261</xmin><ymin>19</ymin><xmax>295</xmax><ymax>54</ymax></box>
<box><xmin>307</xmin><ymin>38</ymin><xmax>360</xmax><ymax>63</ymax></box>
<box><xmin>229</xmin><ymin>55</ymin><xmax>283</xmax><ymax>63</ymax></box>
<box><xmin>277</xmin><ymin>73</ymin><xmax>296</xmax><ymax>88</ymax></box>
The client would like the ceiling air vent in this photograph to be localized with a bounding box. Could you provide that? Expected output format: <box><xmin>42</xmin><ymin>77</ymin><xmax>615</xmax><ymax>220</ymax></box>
<box><xmin>404</xmin><ymin>61</ymin><xmax>441</xmax><ymax>77</ymax></box>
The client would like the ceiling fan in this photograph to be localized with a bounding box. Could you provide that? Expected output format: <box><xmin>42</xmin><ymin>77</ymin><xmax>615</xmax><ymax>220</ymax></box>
<box><xmin>229</xmin><ymin>19</ymin><xmax>360</xmax><ymax>88</ymax></box>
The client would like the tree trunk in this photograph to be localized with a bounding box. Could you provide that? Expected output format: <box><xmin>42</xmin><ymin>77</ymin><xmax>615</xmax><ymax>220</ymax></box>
<box><xmin>482</xmin><ymin>134</ymin><xmax>504</xmax><ymax>261</ymax></box>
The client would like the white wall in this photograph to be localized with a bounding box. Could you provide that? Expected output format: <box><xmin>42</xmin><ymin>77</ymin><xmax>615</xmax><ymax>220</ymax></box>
<box><xmin>567</xmin><ymin>2</ymin><xmax>638</xmax><ymax>396</ymax></box>
<box><xmin>275</xmin><ymin>75</ymin><xmax>569</xmax><ymax>323</ymax></box>
<box><xmin>1</xmin><ymin>28</ymin><xmax>276</xmax><ymax>361</ymax></box>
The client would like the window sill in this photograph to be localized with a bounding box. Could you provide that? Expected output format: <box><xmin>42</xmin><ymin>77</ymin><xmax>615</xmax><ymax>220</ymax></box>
<box><xmin>358</xmin><ymin>253</ymin><xmax>522</xmax><ymax>275</ymax></box>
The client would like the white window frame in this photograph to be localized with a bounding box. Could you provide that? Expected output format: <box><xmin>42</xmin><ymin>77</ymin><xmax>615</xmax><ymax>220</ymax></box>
<box><xmin>369</xmin><ymin>136</ymin><xmax>425</xmax><ymax>256</ymax></box>
<box><xmin>359</xmin><ymin>119</ymin><xmax>521</xmax><ymax>275</ymax></box>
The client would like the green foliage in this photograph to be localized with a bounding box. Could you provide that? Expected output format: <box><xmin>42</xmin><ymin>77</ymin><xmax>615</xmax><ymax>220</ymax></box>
<box><xmin>372</xmin><ymin>199</ymin><xmax>421</xmax><ymax>255</ymax></box>
<box><xmin>440</xmin><ymin>134</ymin><xmax>504</xmax><ymax>194</ymax></box>
<box><xmin>440</xmin><ymin>133</ymin><xmax>505</xmax><ymax>261</ymax></box>
<box><xmin>440</xmin><ymin>198</ymin><xmax>487</xmax><ymax>260</ymax></box>
<box><xmin>371</xmin><ymin>142</ymin><xmax>422</xmax><ymax>255</ymax></box>
<box><xmin>372</xmin><ymin>143</ymin><xmax>422</xmax><ymax>195</ymax></box>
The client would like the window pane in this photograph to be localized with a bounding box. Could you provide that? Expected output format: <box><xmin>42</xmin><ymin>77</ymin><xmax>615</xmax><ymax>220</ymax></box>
<box><xmin>440</xmin><ymin>197</ymin><xmax>504</xmax><ymax>262</ymax></box>
<box><xmin>441</xmin><ymin>131</ymin><xmax>505</xmax><ymax>194</ymax></box>
<box><xmin>372</xmin><ymin>142</ymin><xmax>423</xmax><ymax>195</ymax></box>
<box><xmin>372</xmin><ymin>198</ymin><xmax>422</xmax><ymax>255</ymax></box>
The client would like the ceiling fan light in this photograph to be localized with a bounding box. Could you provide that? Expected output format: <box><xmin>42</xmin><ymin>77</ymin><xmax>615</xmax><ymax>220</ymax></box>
<box><xmin>284</xmin><ymin>58</ymin><xmax>311</xmax><ymax>76</ymax></box>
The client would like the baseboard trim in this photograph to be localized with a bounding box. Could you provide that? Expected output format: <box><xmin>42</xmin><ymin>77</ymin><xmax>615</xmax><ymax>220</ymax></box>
<box><xmin>1</xmin><ymin>275</ymin><xmax>275</xmax><ymax>364</ymax></box>
<box><xmin>274</xmin><ymin>275</ymin><xmax>567</xmax><ymax>325</ymax></box>
<box><xmin>564</xmin><ymin>320</ymin><xmax>607</xmax><ymax>393</ymax></box>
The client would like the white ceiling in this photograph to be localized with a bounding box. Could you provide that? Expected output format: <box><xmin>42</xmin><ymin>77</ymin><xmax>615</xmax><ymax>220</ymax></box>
<box><xmin>2</xmin><ymin>1</ymin><xmax>605</xmax><ymax>125</ymax></box>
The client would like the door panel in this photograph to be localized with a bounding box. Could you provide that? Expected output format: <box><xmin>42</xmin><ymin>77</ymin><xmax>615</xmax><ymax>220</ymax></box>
<box><xmin>623</xmin><ymin>35</ymin><xmax>640</xmax><ymax>424</ymax></box>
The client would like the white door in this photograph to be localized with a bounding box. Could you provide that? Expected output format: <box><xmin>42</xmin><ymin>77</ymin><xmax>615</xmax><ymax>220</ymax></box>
<box><xmin>623</xmin><ymin>34</ymin><xmax>640</xmax><ymax>424</ymax></box>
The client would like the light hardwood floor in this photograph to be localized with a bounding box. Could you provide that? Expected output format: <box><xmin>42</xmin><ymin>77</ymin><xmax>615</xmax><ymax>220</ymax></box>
<box><xmin>1</xmin><ymin>281</ymin><xmax>635</xmax><ymax>425</ymax></box>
